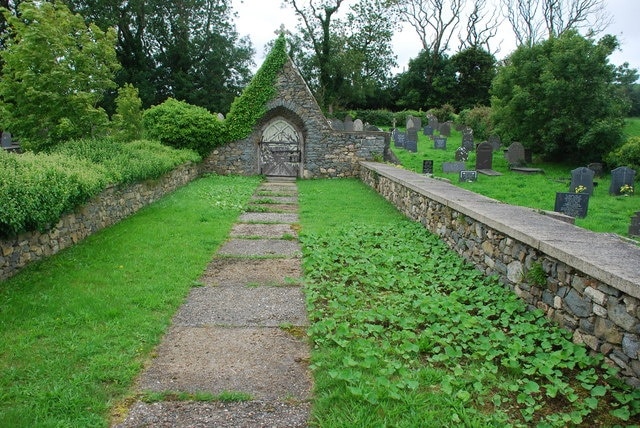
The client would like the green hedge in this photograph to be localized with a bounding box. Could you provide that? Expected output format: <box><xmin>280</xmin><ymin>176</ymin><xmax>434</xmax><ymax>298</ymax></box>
<box><xmin>0</xmin><ymin>139</ymin><xmax>200</xmax><ymax>236</ymax></box>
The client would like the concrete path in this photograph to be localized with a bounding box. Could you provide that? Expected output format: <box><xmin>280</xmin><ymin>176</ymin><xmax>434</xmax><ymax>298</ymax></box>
<box><xmin>114</xmin><ymin>180</ymin><xmax>312</xmax><ymax>427</ymax></box>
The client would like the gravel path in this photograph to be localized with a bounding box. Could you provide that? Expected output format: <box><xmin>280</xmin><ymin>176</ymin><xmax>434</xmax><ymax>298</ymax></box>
<box><xmin>113</xmin><ymin>180</ymin><xmax>312</xmax><ymax>427</ymax></box>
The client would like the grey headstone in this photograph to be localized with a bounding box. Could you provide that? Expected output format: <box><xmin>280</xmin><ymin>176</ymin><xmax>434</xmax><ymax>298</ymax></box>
<box><xmin>423</xmin><ymin>125</ymin><xmax>434</xmax><ymax>136</ymax></box>
<box><xmin>455</xmin><ymin>146</ymin><xmax>468</xmax><ymax>162</ymax></box>
<box><xmin>506</xmin><ymin>142</ymin><xmax>526</xmax><ymax>166</ymax></box>
<box><xmin>434</xmin><ymin>136</ymin><xmax>447</xmax><ymax>150</ymax></box>
<box><xmin>428</xmin><ymin>115</ymin><xmax>438</xmax><ymax>129</ymax></box>
<box><xmin>629</xmin><ymin>211</ymin><xmax>640</xmax><ymax>237</ymax></box>
<box><xmin>344</xmin><ymin>115</ymin><xmax>354</xmax><ymax>132</ymax></box>
<box><xmin>422</xmin><ymin>160</ymin><xmax>434</xmax><ymax>174</ymax></box>
<box><xmin>365</xmin><ymin>124</ymin><xmax>381</xmax><ymax>132</ymax></box>
<box><xmin>609</xmin><ymin>166</ymin><xmax>636</xmax><ymax>195</ymax></box>
<box><xmin>405</xmin><ymin>128</ymin><xmax>418</xmax><ymax>152</ymax></box>
<box><xmin>554</xmin><ymin>192</ymin><xmax>590</xmax><ymax>218</ymax></box>
<box><xmin>462</xmin><ymin>129</ymin><xmax>474</xmax><ymax>152</ymax></box>
<box><xmin>569</xmin><ymin>167</ymin><xmax>595</xmax><ymax>195</ymax></box>
<box><xmin>439</xmin><ymin>122</ymin><xmax>451</xmax><ymax>137</ymax></box>
<box><xmin>353</xmin><ymin>119</ymin><xmax>364</xmax><ymax>132</ymax></box>
<box><xmin>587</xmin><ymin>162</ymin><xmax>603</xmax><ymax>178</ymax></box>
<box><xmin>459</xmin><ymin>170</ymin><xmax>478</xmax><ymax>182</ymax></box>
<box><xmin>488</xmin><ymin>135</ymin><xmax>501</xmax><ymax>151</ymax></box>
<box><xmin>331</xmin><ymin>119</ymin><xmax>344</xmax><ymax>131</ymax></box>
<box><xmin>1</xmin><ymin>132</ymin><xmax>12</xmax><ymax>148</ymax></box>
<box><xmin>475</xmin><ymin>141</ymin><xmax>493</xmax><ymax>170</ymax></box>
<box><xmin>217</xmin><ymin>113</ymin><xmax>225</xmax><ymax>120</ymax></box>
<box><xmin>442</xmin><ymin>161</ymin><xmax>466</xmax><ymax>174</ymax></box>
<box><xmin>393</xmin><ymin>131</ymin><xmax>406</xmax><ymax>148</ymax></box>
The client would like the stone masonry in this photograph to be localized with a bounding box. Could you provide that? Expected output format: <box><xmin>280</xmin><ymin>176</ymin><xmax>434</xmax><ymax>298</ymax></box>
<box><xmin>360</xmin><ymin>161</ymin><xmax>640</xmax><ymax>387</ymax></box>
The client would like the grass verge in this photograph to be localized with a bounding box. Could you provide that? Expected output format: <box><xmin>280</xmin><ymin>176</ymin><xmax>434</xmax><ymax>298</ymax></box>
<box><xmin>0</xmin><ymin>174</ymin><xmax>260</xmax><ymax>427</ymax></box>
<box><xmin>298</xmin><ymin>178</ymin><xmax>640</xmax><ymax>427</ymax></box>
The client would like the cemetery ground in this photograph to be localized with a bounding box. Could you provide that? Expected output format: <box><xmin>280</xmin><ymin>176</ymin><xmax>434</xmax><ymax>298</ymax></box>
<box><xmin>1</xmin><ymin>175</ymin><xmax>640</xmax><ymax>426</ymax></box>
<box><xmin>390</xmin><ymin>121</ymin><xmax>640</xmax><ymax>241</ymax></box>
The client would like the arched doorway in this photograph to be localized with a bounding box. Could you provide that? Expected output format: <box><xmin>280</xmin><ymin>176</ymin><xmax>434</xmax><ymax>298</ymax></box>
<box><xmin>260</xmin><ymin>118</ymin><xmax>302</xmax><ymax>177</ymax></box>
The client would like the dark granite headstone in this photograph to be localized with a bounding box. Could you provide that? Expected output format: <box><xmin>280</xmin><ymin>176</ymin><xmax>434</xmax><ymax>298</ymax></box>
<box><xmin>609</xmin><ymin>166</ymin><xmax>636</xmax><ymax>195</ymax></box>
<box><xmin>459</xmin><ymin>170</ymin><xmax>478</xmax><ymax>182</ymax></box>
<box><xmin>393</xmin><ymin>130</ymin><xmax>406</xmax><ymax>148</ymax></box>
<box><xmin>554</xmin><ymin>192</ymin><xmax>589</xmax><ymax>218</ymax></box>
<box><xmin>587</xmin><ymin>162</ymin><xmax>603</xmax><ymax>178</ymax></box>
<box><xmin>442</xmin><ymin>162</ymin><xmax>466</xmax><ymax>174</ymax></box>
<box><xmin>439</xmin><ymin>122</ymin><xmax>451</xmax><ymax>137</ymax></box>
<box><xmin>462</xmin><ymin>129</ymin><xmax>474</xmax><ymax>152</ymax></box>
<box><xmin>434</xmin><ymin>136</ymin><xmax>447</xmax><ymax>150</ymax></box>
<box><xmin>629</xmin><ymin>211</ymin><xmax>640</xmax><ymax>237</ymax></box>
<box><xmin>423</xmin><ymin>125</ymin><xmax>434</xmax><ymax>136</ymax></box>
<box><xmin>405</xmin><ymin>128</ymin><xmax>418</xmax><ymax>152</ymax></box>
<box><xmin>455</xmin><ymin>146</ymin><xmax>469</xmax><ymax>162</ymax></box>
<box><xmin>506</xmin><ymin>142</ymin><xmax>526</xmax><ymax>166</ymax></box>
<box><xmin>475</xmin><ymin>141</ymin><xmax>493</xmax><ymax>171</ymax></box>
<box><xmin>422</xmin><ymin>160</ymin><xmax>434</xmax><ymax>174</ymax></box>
<box><xmin>488</xmin><ymin>134</ymin><xmax>501</xmax><ymax>151</ymax></box>
<box><xmin>1</xmin><ymin>132</ymin><xmax>11</xmax><ymax>148</ymax></box>
<box><xmin>569</xmin><ymin>167</ymin><xmax>595</xmax><ymax>195</ymax></box>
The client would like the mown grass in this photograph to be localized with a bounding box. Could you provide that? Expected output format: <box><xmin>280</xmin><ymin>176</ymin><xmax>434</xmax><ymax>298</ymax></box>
<box><xmin>389</xmin><ymin>127</ymin><xmax>640</xmax><ymax>238</ymax></box>
<box><xmin>0</xmin><ymin>174</ymin><xmax>260</xmax><ymax>427</ymax></box>
<box><xmin>298</xmin><ymin>178</ymin><xmax>640</xmax><ymax>427</ymax></box>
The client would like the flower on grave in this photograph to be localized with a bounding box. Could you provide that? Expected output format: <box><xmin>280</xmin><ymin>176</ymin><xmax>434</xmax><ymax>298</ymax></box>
<box><xmin>620</xmin><ymin>184</ymin><xmax>634</xmax><ymax>196</ymax></box>
<box><xmin>574</xmin><ymin>185</ymin><xmax>587</xmax><ymax>194</ymax></box>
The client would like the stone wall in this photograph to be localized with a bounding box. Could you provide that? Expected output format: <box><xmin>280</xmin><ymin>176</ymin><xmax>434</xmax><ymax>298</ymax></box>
<box><xmin>360</xmin><ymin>161</ymin><xmax>640</xmax><ymax>387</ymax></box>
<box><xmin>0</xmin><ymin>163</ymin><xmax>200</xmax><ymax>282</ymax></box>
<box><xmin>202</xmin><ymin>57</ymin><xmax>389</xmax><ymax>178</ymax></box>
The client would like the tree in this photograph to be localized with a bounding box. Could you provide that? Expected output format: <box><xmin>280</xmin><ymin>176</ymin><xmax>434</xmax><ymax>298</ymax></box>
<box><xmin>450</xmin><ymin>46</ymin><xmax>496</xmax><ymax>110</ymax></box>
<box><xmin>0</xmin><ymin>1</ymin><xmax>119</xmax><ymax>150</ymax></box>
<box><xmin>395</xmin><ymin>50</ymin><xmax>456</xmax><ymax>110</ymax></box>
<box><xmin>491</xmin><ymin>31</ymin><xmax>630</xmax><ymax>164</ymax></box>
<box><xmin>285</xmin><ymin>0</ymin><xmax>396</xmax><ymax>110</ymax></box>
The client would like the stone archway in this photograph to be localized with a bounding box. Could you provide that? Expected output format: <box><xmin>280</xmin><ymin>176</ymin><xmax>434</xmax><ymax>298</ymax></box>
<box><xmin>260</xmin><ymin>118</ymin><xmax>302</xmax><ymax>177</ymax></box>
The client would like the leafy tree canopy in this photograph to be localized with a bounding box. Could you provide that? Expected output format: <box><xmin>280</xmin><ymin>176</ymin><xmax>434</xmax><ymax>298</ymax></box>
<box><xmin>491</xmin><ymin>31</ymin><xmax>632</xmax><ymax>164</ymax></box>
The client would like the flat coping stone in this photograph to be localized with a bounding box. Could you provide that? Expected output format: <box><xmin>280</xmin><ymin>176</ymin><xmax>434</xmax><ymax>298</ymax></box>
<box><xmin>361</xmin><ymin>161</ymin><xmax>640</xmax><ymax>299</ymax></box>
<box><xmin>230</xmin><ymin>223</ymin><xmax>298</xmax><ymax>238</ymax></box>
<box><xmin>217</xmin><ymin>239</ymin><xmax>301</xmax><ymax>257</ymax></box>
<box><xmin>238</xmin><ymin>212</ymin><xmax>299</xmax><ymax>223</ymax></box>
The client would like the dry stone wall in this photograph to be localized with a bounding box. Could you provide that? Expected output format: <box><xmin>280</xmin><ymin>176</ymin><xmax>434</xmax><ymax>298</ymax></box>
<box><xmin>360</xmin><ymin>161</ymin><xmax>640</xmax><ymax>387</ymax></box>
<box><xmin>0</xmin><ymin>163</ymin><xmax>200</xmax><ymax>281</ymax></box>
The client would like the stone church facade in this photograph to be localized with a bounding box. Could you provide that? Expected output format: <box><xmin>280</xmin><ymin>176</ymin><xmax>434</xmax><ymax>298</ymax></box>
<box><xmin>202</xmin><ymin>57</ymin><xmax>391</xmax><ymax>178</ymax></box>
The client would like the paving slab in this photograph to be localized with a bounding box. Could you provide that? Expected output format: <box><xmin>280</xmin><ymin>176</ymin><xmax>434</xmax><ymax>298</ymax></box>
<box><xmin>230</xmin><ymin>223</ymin><xmax>298</xmax><ymax>238</ymax></box>
<box><xmin>217</xmin><ymin>239</ymin><xmax>301</xmax><ymax>257</ymax></box>
<box><xmin>172</xmin><ymin>286</ymin><xmax>308</xmax><ymax>327</ymax></box>
<box><xmin>251</xmin><ymin>195</ymin><xmax>298</xmax><ymax>204</ymax></box>
<box><xmin>238</xmin><ymin>212</ymin><xmax>299</xmax><ymax>223</ymax></box>
<box><xmin>114</xmin><ymin>400</ymin><xmax>310</xmax><ymax>428</ymax></box>
<box><xmin>200</xmin><ymin>258</ymin><xmax>303</xmax><ymax>287</ymax></box>
<box><xmin>136</xmin><ymin>326</ymin><xmax>312</xmax><ymax>401</ymax></box>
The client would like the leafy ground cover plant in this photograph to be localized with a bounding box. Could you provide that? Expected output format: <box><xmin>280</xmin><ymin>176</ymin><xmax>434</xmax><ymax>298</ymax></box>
<box><xmin>0</xmin><ymin>174</ymin><xmax>260</xmax><ymax>427</ymax></box>
<box><xmin>298</xmin><ymin>179</ymin><xmax>640</xmax><ymax>427</ymax></box>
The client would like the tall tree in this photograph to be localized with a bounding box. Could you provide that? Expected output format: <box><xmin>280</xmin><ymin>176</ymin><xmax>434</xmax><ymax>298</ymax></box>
<box><xmin>491</xmin><ymin>31</ymin><xmax>629</xmax><ymax>164</ymax></box>
<box><xmin>450</xmin><ymin>46</ymin><xmax>496</xmax><ymax>110</ymax></box>
<box><xmin>0</xmin><ymin>1</ymin><xmax>119</xmax><ymax>149</ymax></box>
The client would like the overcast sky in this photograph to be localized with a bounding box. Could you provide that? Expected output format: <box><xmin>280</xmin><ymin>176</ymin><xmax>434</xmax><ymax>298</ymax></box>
<box><xmin>231</xmin><ymin>0</ymin><xmax>640</xmax><ymax>76</ymax></box>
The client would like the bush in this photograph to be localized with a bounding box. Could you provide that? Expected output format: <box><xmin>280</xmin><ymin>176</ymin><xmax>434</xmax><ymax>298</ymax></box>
<box><xmin>606</xmin><ymin>136</ymin><xmax>640</xmax><ymax>171</ymax></box>
<box><xmin>355</xmin><ymin>110</ymin><xmax>395</xmax><ymax>128</ymax></box>
<box><xmin>393</xmin><ymin>110</ymin><xmax>425</xmax><ymax>128</ymax></box>
<box><xmin>111</xmin><ymin>84</ymin><xmax>143</xmax><ymax>142</ymax></box>
<box><xmin>458</xmin><ymin>106</ymin><xmax>494</xmax><ymax>141</ymax></box>
<box><xmin>429</xmin><ymin>104</ymin><xmax>456</xmax><ymax>123</ymax></box>
<box><xmin>142</xmin><ymin>98</ymin><xmax>225</xmax><ymax>156</ymax></box>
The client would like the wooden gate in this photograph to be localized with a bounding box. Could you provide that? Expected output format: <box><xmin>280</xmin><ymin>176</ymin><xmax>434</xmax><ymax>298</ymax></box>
<box><xmin>260</xmin><ymin>119</ymin><xmax>302</xmax><ymax>177</ymax></box>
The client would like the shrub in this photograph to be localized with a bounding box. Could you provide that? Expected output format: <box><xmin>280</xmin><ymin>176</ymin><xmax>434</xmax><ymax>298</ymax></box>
<box><xmin>356</xmin><ymin>110</ymin><xmax>395</xmax><ymax>128</ymax></box>
<box><xmin>429</xmin><ymin>104</ymin><xmax>456</xmax><ymax>123</ymax></box>
<box><xmin>111</xmin><ymin>84</ymin><xmax>143</xmax><ymax>142</ymax></box>
<box><xmin>458</xmin><ymin>106</ymin><xmax>494</xmax><ymax>141</ymax></box>
<box><xmin>142</xmin><ymin>98</ymin><xmax>224</xmax><ymax>156</ymax></box>
<box><xmin>606</xmin><ymin>136</ymin><xmax>640</xmax><ymax>171</ymax></box>
<box><xmin>393</xmin><ymin>110</ymin><xmax>425</xmax><ymax>128</ymax></box>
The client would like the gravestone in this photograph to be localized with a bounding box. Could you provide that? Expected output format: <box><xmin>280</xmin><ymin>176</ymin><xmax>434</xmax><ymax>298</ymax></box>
<box><xmin>1</xmin><ymin>132</ymin><xmax>11</xmax><ymax>148</ymax></box>
<box><xmin>439</xmin><ymin>122</ymin><xmax>451</xmax><ymax>137</ymax></box>
<box><xmin>475</xmin><ymin>141</ymin><xmax>493</xmax><ymax>171</ymax></box>
<box><xmin>365</xmin><ymin>124</ymin><xmax>381</xmax><ymax>132</ymax></box>
<box><xmin>525</xmin><ymin>149</ymin><xmax>533</xmax><ymax>164</ymax></box>
<box><xmin>331</xmin><ymin>119</ymin><xmax>344</xmax><ymax>131</ymax></box>
<box><xmin>408</xmin><ymin>116</ymin><xmax>422</xmax><ymax>131</ymax></box>
<box><xmin>554</xmin><ymin>192</ymin><xmax>590</xmax><ymax>218</ymax></box>
<box><xmin>353</xmin><ymin>118</ymin><xmax>364</xmax><ymax>132</ymax></box>
<box><xmin>609</xmin><ymin>166</ymin><xmax>636</xmax><ymax>195</ymax></box>
<box><xmin>459</xmin><ymin>170</ymin><xmax>478</xmax><ymax>182</ymax></box>
<box><xmin>217</xmin><ymin>113</ymin><xmax>225</xmax><ymax>120</ymax></box>
<box><xmin>434</xmin><ymin>136</ymin><xmax>447</xmax><ymax>150</ymax></box>
<box><xmin>442</xmin><ymin>161</ymin><xmax>466</xmax><ymax>174</ymax></box>
<box><xmin>405</xmin><ymin>128</ymin><xmax>418</xmax><ymax>152</ymax></box>
<box><xmin>629</xmin><ymin>212</ymin><xmax>640</xmax><ymax>237</ymax></box>
<box><xmin>422</xmin><ymin>160</ymin><xmax>434</xmax><ymax>174</ymax></box>
<box><xmin>428</xmin><ymin>115</ymin><xmax>438</xmax><ymax>129</ymax></box>
<box><xmin>588</xmin><ymin>162</ymin><xmax>603</xmax><ymax>178</ymax></box>
<box><xmin>569</xmin><ymin>167</ymin><xmax>595</xmax><ymax>195</ymax></box>
<box><xmin>393</xmin><ymin>131</ymin><xmax>406</xmax><ymax>148</ymax></box>
<box><xmin>455</xmin><ymin>146</ymin><xmax>468</xmax><ymax>162</ymax></box>
<box><xmin>488</xmin><ymin>135</ymin><xmax>501</xmax><ymax>151</ymax></box>
<box><xmin>423</xmin><ymin>125</ymin><xmax>434</xmax><ymax>136</ymax></box>
<box><xmin>506</xmin><ymin>142</ymin><xmax>526</xmax><ymax>166</ymax></box>
<box><xmin>462</xmin><ymin>129</ymin><xmax>474</xmax><ymax>152</ymax></box>
<box><xmin>344</xmin><ymin>115</ymin><xmax>354</xmax><ymax>132</ymax></box>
